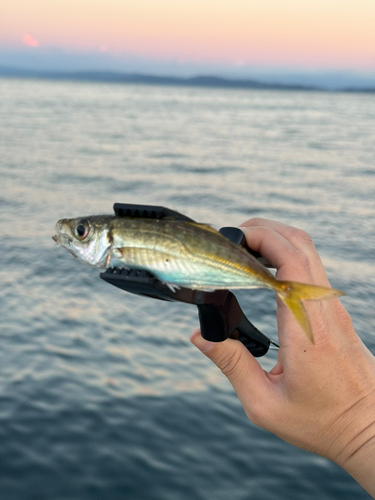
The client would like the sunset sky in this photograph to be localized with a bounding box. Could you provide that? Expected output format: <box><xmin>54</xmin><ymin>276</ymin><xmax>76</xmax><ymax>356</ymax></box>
<box><xmin>1</xmin><ymin>0</ymin><xmax>374</xmax><ymax>81</ymax></box>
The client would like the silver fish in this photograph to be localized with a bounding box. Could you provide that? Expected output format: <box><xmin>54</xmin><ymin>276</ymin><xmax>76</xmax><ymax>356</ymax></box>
<box><xmin>53</xmin><ymin>215</ymin><xmax>344</xmax><ymax>343</ymax></box>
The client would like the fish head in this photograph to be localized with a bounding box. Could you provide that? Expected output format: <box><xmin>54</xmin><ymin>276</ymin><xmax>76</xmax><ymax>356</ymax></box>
<box><xmin>53</xmin><ymin>216</ymin><xmax>112</xmax><ymax>267</ymax></box>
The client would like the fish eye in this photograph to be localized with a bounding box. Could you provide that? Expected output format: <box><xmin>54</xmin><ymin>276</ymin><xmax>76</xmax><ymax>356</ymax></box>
<box><xmin>74</xmin><ymin>220</ymin><xmax>90</xmax><ymax>240</ymax></box>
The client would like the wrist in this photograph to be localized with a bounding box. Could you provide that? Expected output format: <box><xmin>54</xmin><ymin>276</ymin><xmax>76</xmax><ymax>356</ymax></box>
<box><xmin>334</xmin><ymin>396</ymin><xmax>375</xmax><ymax>497</ymax></box>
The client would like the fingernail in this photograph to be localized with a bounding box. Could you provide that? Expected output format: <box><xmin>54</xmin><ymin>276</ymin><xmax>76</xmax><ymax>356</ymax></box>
<box><xmin>190</xmin><ymin>329</ymin><xmax>216</xmax><ymax>353</ymax></box>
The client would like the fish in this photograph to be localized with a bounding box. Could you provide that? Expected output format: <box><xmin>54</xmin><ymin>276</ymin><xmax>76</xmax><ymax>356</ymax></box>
<box><xmin>53</xmin><ymin>215</ymin><xmax>344</xmax><ymax>343</ymax></box>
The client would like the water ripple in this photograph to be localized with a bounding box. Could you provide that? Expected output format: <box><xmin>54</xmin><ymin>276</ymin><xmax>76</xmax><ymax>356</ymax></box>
<box><xmin>0</xmin><ymin>78</ymin><xmax>373</xmax><ymax>500</ymax></box>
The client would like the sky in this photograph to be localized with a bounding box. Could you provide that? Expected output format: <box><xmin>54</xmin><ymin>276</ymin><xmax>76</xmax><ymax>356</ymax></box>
<box><xmin>1</xmin><ymin>0</ymin><xmax>375</xmax><ymax>86</ymax></box>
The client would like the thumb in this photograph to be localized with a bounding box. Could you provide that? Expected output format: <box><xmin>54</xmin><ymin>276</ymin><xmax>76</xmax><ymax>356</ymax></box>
<box><xmin>190</xmin><ymin>329</ymin><xmax>268</xmax><ymax>406</ymax></box>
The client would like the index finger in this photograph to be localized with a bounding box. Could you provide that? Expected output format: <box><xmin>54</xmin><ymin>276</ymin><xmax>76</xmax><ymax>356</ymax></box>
<box><xmin>240</xmin><ymin>218</ymin><xmax>330</xmax><ymax>287</ymax></box>
<box><xmin>240</xmin><ymin>222</ymin><xmax>339</xmax><ymax>349</ymax></box>
<box><xmin>240</xmin><ymin>225</ymin><xmax>315</xmax><ymax>285</ymax></box>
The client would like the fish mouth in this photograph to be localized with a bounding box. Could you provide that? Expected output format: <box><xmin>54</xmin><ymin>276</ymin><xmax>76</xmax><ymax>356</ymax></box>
<box><xmin>52</xmin><ymin>232</ymin><xmax>72</xmax><ymax>248</ymax></box>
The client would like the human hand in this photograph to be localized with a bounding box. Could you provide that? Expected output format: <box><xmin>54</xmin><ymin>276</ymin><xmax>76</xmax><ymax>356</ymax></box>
<box><xmin>190</xmin><ymin>218</ymin><xmax>375</xmax><ymax>497</ymax></box>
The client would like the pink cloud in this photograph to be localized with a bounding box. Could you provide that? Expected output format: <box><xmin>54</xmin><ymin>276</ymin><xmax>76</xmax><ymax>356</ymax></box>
<box><xmin>23</xmin><ymin>34</ymin><xmax>40</xmax><ymax>48</ymax></box>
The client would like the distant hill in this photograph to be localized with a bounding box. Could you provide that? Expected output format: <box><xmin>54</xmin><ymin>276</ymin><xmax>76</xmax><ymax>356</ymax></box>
<box><xmin>0</xmin><ymin>67</ymin><xmax>374</xmax><ymax>93</ymax></box>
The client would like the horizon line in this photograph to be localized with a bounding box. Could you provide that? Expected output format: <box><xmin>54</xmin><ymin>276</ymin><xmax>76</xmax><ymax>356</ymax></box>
<box><xmin>0</xmin><ymin>66</ymin><xmax>374</xmax><ymax>94</ymax></box>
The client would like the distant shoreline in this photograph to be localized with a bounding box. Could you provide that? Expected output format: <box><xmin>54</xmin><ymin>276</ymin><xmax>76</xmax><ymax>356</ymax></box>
<box><xmin>0</xmin><ymin>67</ymin><xmax>374</xmax><ymax>94</ymax></box>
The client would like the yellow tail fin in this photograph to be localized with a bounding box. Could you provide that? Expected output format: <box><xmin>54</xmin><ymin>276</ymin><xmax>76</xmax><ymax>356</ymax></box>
<box><xmin>275</xmin><ymin>281</ymin><xmax>344</xmax><ymax>344</ymax></box>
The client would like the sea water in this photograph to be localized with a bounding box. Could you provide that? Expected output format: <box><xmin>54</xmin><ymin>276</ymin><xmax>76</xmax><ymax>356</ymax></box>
<box><xmin>0</xmin><ymin>77</ymin><xmax>374</xmax><ymax>499</ymax></box>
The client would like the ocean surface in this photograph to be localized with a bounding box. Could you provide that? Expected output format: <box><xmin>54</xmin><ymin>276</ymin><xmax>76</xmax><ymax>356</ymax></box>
<box><xmin>1</xmin><ymin>77</ymin><xmax>374</xmax><ymax>500</ymax></box>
